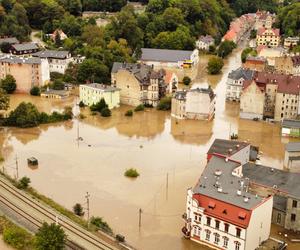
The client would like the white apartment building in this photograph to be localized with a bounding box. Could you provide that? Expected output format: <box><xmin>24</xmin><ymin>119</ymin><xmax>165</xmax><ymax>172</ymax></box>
<box><xmin>182</xmin><ymin>155</ymin><xmax>273</xmax><ymax>250</ymax></box>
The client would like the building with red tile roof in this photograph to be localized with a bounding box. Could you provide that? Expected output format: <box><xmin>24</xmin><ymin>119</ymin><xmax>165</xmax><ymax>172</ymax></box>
<box><xmin>182</xmin><ymin>154</ymin><xmax>273</xmax><ymax>250</ymax></box>
<box><xmin>256</xmin><ymin>28</ymin><xmax>280</xmax><ymax>48</ymax></box>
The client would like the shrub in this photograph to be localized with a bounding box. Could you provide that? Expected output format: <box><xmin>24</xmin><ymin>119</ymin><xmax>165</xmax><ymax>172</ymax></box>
<box><xmin>101</xmin><ymin>107</ymin><xmax>111</xmax><ymax>117</ymax></box>
<box><xmin>79</xmin><ymin>101</ymin><xmax>85</xmax><ymax>108</ymax></box>
<box><xmin>157</xmin><ymin>96</ymin><xmax>172</xmax><ymax>111</ymax></box>
<box><xmin>30</xmin><ymin>86</ymin><xmax>41</xmax><ymax>96</ymax></box>
<box><xmin>0</xmin><ymin>155</ymin><xmax>4</xmax><ymax>162</ymax></box>
<box><xmin>217</xmin><ymin>41</ymin><xmax>237</xmax><ymax>58</ymax></box>
<box><xmin>73</xmin><ymin>203</ymin><xmax>84</xmax><ymax>216</ymax></box>
<box><xmin>90</xmin><ymin>98</ymin><xmax>108</xmax><ymax>113</ymax></box>
<box><xmin>35</xmin><ymin>223</ymin><xmax>66</xmax><ymax>250</ymax></box>
<box><xmin>3</xmin><ymin>225</ymin><xmax>33</xmax><ymax>249</ymax></box>
<box><xmin>0</xmin><ymin>75</ymin><xmax>17</xmax><ymax>94</ymax></box>
<box><xmin>182</xmin><ymin>76</ymin><xmax>191</xmax><ymax>86</ymax></box>
<box><xmin>50</xmin><ymin>72</ymin><xmax>64</xmax><ymax>81</ymax></box>
<box><xmin>241</xmin><ymin>47</ymin><xmax>257</xmax><ymax>63</ymax></box>
<box><xmin>134</xmin><ymin>104</ymin><xmax>144</xmax><ymax>112</ymax></box>
<box><xmin>207</xmin><ymin>56</ymin><xmax>224</xmax><ymax>75</ymax></box>
<box><xmin>125</xmin><ymin>110</ymin><xmax>133</xmax><ymax>116</ymax></box>
<box><xmin>52</xmin><ymin>79</ymin><xmax>65</xmax><ymax>90</ymax></box>
<box><xmin>90</xmin><ymin>216</ymin><xmax>112</xmax><ymax>234</ymax></box>
<box><xmin>124</xmin><ymin>168</ymin><xmax>140</xmax><ymax>178</ymax></box>
<box><xmin>17</xmin><ymin>177</ymin><xmax>31</xmax><ymax>190</ymax></box>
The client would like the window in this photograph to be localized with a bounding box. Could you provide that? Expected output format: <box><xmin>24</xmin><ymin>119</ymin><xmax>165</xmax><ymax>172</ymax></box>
<box><xmin>223</xmin><ymin>209</ymin><xmax>227</xmax><ymax>215</ymax></box>
<box><xmin>205</xmin><ymin>230</ymin><xmax>211</xmax><ymax>241</ymax></box>
<box><xmin>214</xmin><ymin>233</ymin><xmax>220</xmax><ymax>245</ymax></box>
<box><xmin>235</xmin><ymin>241</ymin><xmax>241</xmax><ymax>250</ymax></box>
<box><xmin>291</xmin><ymin>213</ymin><xmax>296</xmax><ymax>222</ymax></box>
<box><xmin>194</xmin><ymin>214</ymin><xmax>201</xmax><ymax>223</ymax></box>
<box><xmin>207</xmin><ymin>217</ymin><xmax>211</xmax><ymax>226</ymax></box>
<box><xmin>224</xmin><ymin>223</ymin><xmax>229</xmax><ymax>233</ymax></box>
<box><xmin>193</xmin><ymin>226</ymin><xmax>201</xmax><ymax>236</ymax></box>
<box><xmin>223</xmin><ymin>236</ymin><xmax>229</xmax><ymax>248</ymax></box>
<box><xmin>277</xmin><ymin>213</ymin><xmax>281</xmax><ymax>224</ymax></box>
<box><xmin>293</xmin><ymin>200</ymin><xmax>298</xmax><ymax>208</ymax></box>
<box><xmin>236</xmin><ymin>228</ymin><xmax>241</xmax><ymax>238</ymax></box>
<box><xmin>215</xmin><ymin>220</ymin><xmax>220</xmax><ymax>229</ymax></box>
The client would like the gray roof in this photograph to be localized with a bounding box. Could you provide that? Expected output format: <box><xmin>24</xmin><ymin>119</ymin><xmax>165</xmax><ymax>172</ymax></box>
<box><xmin>140</xmin><ymin>48</ymin><xmax>194</xmax><ymax>63</ymax></box>
<box><xmin>194</xmin><ymin>156</ymin><xmax>264</xmax><ymax>210</ymax></box>
<box><xmin>273</xmin><ymin>195</ymin><xmax>287</xmax><ymax>212</ymax></box>
<box><xmin>0</xmin><ymin>55</ymin><xmax>41</xmax><ymax>64</ymax></box>
<box><xmin>82</xmin><ymin>83</ymin><xmax>120</xmax><ymax>92</ymax></box>
<box><xmin>0</xmin><ymin>37</ymin><xmax>19</xmax><ymax>45</ymax></box>
<box><xmin>42</xmin><ymin>89</ymin><xmax>68</xmax><ymax>96</ymax></box>
<box><xmin>199</xmin><ymin>35</ymin><xmax>214</xmax><ymax>44</ymax></box>
<box><xmin>285</xmin><ymin>142</ymin><xmax>300</xmax><ymax>152</ymax></box>
<box><xmin>243</xmin><ymin>163</ymin><xmax>300</xmax><ymax>199</ymax></box>
<box><xmin>111</xmin><ymin>62</ymin><xmax>165</xmax><ymax>85</ymax></box>
<box><xmin>189</xmin><ymin>87</ymin><xmax>216</xmax><ymax>101</ymax></box>
<box><xmin>174</xmin><ymin>90</ymin><xmax>186</xmax><ymax>100</ymax></box>
<box><xmin>32</xmin><ymin>50</ymin><xmax>69</xmax><ymax>59</ymax></box>
<box><xmin>282</xmin><ymin>119</ymin><xmax>300</xmax><ymax>129</ymax></box>
<box><xmin>228</xmin><ymin>67</ymin><xmax>255</xmax><ymax>81</ymax></box>
<box><xmin>207</xmin><ymin>139</ymin><xmax>249</xmax><ymax>156</ymax></box>
<box><xmin>12</xmin><ymin>43</ymin><xmax>39</xmax><ymax>51</ymax></box>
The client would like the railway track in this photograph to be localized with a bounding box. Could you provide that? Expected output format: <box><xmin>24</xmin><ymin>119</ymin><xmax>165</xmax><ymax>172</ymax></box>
<box><xmin>0</xmin><ymin>177</ymin><xmax>118</xmax><ymax>250</ymax></box>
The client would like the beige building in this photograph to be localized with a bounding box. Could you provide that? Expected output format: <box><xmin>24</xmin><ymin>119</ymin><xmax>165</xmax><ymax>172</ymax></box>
<box><xmin>240</xmin><ymin>80</ymin><xmax>265</xmax><ymax>120</ymax></box>
<box><xmin>111</xmin><ymin>62</ymin><xmax>166</xmax><ymax>107</ymax></box>
<box><xmin>256</xmin><ymin>28</ymin><xmax>280</xmax><ymax>47</ymax></box>
<box><xmin>171</xmin><ymin>87</ymin><xmax>216</xmax><ymax>120</ymax></box>
<box><xmin>0</xmin><ymin>55</ymin><xmax>50</xmax><ymax>93</ymax></box>
<box><xmin>274</xmin><ymin>55</ymin><xmax>300</xmax><ymax>75</ymax></box>
<box><xmin>284</xmin><ymin>37</ymin><xmax>299</xmax><ymax>49</ymax></box>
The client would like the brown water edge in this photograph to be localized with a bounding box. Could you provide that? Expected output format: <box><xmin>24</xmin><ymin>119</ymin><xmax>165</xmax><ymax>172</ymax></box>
<box><xmin>0</xmin><ymin>47</ymin><xmax>299</xmax><ymax>250</ymax></box>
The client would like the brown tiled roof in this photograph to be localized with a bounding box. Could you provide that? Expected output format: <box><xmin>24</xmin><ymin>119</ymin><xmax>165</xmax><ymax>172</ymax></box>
<box><xmin>257</xmin><ymin>28</ymin><xmax>280</xmax><ymax>36</ymax></box>
<box><xmin>292</xmin><ymin>56</ymin><xmax>300</xmax><ymax>66</ymax></box>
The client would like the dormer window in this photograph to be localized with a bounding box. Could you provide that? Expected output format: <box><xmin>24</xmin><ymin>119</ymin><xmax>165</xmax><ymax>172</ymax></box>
<box><xmin>238</xmin><ymin>211</ymin><xmax>246</xmax><ymax>220</ymax></box>
<box><xmin>223</xmin><ymin>209</ymin><xmax>227</xmax><ymax>215</ymax></box>
<box><xmin>208</xmin><ymin>201</ymin><xmax>216</xmax><ymax>209</ymax></box>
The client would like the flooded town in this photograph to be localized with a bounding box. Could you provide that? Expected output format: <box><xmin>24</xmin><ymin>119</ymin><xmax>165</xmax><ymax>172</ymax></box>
<box><xmin>0</xmin><ymin>1</ymin><xmax>300</xmax><ymax>250</ymax></box>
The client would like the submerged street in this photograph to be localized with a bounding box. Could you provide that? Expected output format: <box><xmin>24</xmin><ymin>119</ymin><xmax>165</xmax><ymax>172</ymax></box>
<box><xmin>0</xmin><ymin>45</ymin><xmax>296</xmax><ymax>250</ymax></box>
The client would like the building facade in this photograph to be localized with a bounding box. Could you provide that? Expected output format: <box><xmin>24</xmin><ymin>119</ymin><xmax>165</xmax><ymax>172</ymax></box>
<box><xmin>243</xmin><ymin>57</ymin><xmax>267</xmax><ymax>72</ymax></box>
<box><xmin>10</xmin><ymin>43</ymin><xmax>39</xmax><ymax>55</ymax></box>
<box><xmin>256</xmin><ymin>28</ymin><xmax>280</xmax><ymax>47</ymax></box>
<box><xmin>32</xmin><ymin>50</ymin><xmax>73</xmax><ymax>74</ymax></box>
<box><xmin>0</xmin><ymin>55</ymin><xmax>49</xmax><ymax>93</ymax></box>
<box><xmin>171</xmin><ymin>87</ymin><xmax>216</xmax><ymax>120</ymax></box>
<box><xmin>183</xmin><ymin>155</ymin><xmax>273</xmax><ymax>250</ymax></box>
<box><xmin>284</xmin><ymin>37</ymin><xmax>299</xmax><ymax>49</ymax></box>
<box><xmin>274</xmin><ymin>55</ymin><xmax>300</xmax><ymax>76</ymax></box>
<box><xmin>164</xmin><ymin>71</ymin><xmax>178</xmax><ymax>94</ymax></box>
<box><xmin>111</xmin><ymin>62</ymin><xmax>166</xmax><ymax>107</ymax></box>
<box><xmin>79</xmin><ymin>83</ymin><xmax>120</xmax><ymax>109</ymax></box>
<box><xmin>281</xmin><ymin>119</ymin><xmax>300</xmax><ymax>138</ymax></box>
<box><xmin>226</xmin><ymin>68</ymin><xmax>255</xmax><ymax>101</ymax></box>
<box><xmin>196</xmin><ymin>35</ymin><xmax>214</xmax><ymax>51</ymax></box>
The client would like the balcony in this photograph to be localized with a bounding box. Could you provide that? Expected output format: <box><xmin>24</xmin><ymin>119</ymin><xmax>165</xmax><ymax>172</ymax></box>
<box><xmin>182</xmin><ymin>213</ymin><xmax>191</xmax><ymax>222</ymax></box>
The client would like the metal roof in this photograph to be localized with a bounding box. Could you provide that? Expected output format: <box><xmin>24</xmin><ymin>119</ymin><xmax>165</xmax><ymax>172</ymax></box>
<box><xmin>273</xmin><ymin>195</ymin><xmax>287</xmax><ymax>212</ymax></box>
<box><xmin>194</xmin><ymin>155</ymin><xmax>264</xmax><ymax>210</ymax></box>
<box><xmin>228</xmin><ymin>67</ymin><xmax>255</xmax><ymax>81</ymax></box>
<box><xmin>12</xmin><ymin>43</ymin><xmax>39</xmax><ymax>51</ymax></box>
<box><xmin>32</xmin><ymin>50</ymin><xmax>69</xmax><ymax>59</ymax></box>
<box><xmin>0</xmin><ymin>55</ymin><xmax>41</xmax><ymax>64</ymax></box>
<box><xmin>285</xmin><ymin>142</ymin><xmax>300</xmax><ymax>152</ymax></box>
<box><xmin>207</xmin><ymin>139</ymin><xmax>249</xmax><ymax>156</ymax></box>
<box><xmin>140</xmin><ymin>48</ymin><xmax>194</xmax><ymax>63</ymax></box>
<box><xmin>243</xmin><ymin>163</ymin><xmax>300</xmax><ymax>199</ymax></box>
<box><xmin>282</xmin><ymin>119</ymin><xmax>300</xmax><ymax>129</ymax></box>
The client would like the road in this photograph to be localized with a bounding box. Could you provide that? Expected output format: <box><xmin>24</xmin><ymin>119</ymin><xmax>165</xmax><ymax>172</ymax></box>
<box><xmin>0</xmin><ymin>174</ymin><xmax>123</xmax><ymax>250</ymax></box>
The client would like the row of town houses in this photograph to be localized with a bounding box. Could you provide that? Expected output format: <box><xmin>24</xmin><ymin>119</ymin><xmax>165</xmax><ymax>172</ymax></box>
<box><xmin>183</xmin><ymin>138</ymin><xmax>300</xmax><ymax>249</ymax></box>
<box><xmin>226</xmin><ymin>67</ymin><xmax>300</xmax><ymax>121</ymax></box>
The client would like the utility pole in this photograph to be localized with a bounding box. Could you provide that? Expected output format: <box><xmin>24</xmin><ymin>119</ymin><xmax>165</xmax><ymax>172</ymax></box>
<box><xmin>138</xmin><ymin>208</ymin><xmax>142</xmax><ymax>228</ymax></box>
<box><xmin>15</xmin><ymin>155</ymin><xmax>19</xmax><ymax>180</ymax></box>
<box><xmin>166</xmin><ymin>172</ymin><xmax>169</xmax><ymax>200</ymax></box>
<box><xmin>85</xmin><ymin>192</ymin><xmax>90</xmax><ymax>228</ymax></box>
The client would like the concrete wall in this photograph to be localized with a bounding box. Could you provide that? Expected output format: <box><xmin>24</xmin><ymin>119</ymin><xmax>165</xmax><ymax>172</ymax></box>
<box><xmin>272</xmin><ymin>208</ymin><xmax>286</xmax><ymax>227</ymax></box>
<box><xmin>274</xmin><ymin>93</ymin><xmax>299</xmax><ymax>121</ymax></box>
<box><xmin>244</xmin><ymin>197</ymin><xmax>273</xmax><ymax>250</ymax></box>
<box><xmin>240</xmin><ymin>82</ymin><xmax>264</xmax><ymax>120</ymax></box>
<box><xmin>231</xmin><ymin>145</ymin><xmax>251</xmax><ymax>166</ymax></box>
<box><xmin>171</xmin><ymin>98</ymin><xmax>186</xmax><ymax>119</ymax></box>
<box><xmin>284</xmin><ymin>197</ymin><xmax>300</xmax><ymax>231</ymax></box>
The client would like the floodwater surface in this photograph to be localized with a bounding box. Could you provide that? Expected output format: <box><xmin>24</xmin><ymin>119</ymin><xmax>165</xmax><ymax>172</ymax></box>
<box><xmin>0</xmin><ymin>47</ymin><xmax>297</xmax><ymax>250</ymax></box>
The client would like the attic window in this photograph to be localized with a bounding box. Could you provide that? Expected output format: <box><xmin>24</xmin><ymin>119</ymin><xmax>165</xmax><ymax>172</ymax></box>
<box><xmin>238</xmin><ymin>211</ymin><xmax>247</xmax><ymax>220</ymax></box>
<box><xmin>223</xmin><ymin>209</ymin><xmax>227</xmax><ymax>215</ymax></box>
<box><xmin>208</xmin><ymin>201</ymin><xmax>216</xmax><ymax>209</ymax></box>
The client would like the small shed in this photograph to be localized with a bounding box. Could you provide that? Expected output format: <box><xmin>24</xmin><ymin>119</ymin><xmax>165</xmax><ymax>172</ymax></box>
<box><xmin>281</xmin><ymin>119</ymin><xmax>300</xmax><ymax>138</ymax></box>
<box><xmin>27</xmin><ymin>157</ymin><xmax>38</xmax><ymax>166</ymax></box>
<box><xmin>284</xmin><ymin>142</ymin><xmax>300</xmax><ymax>169</ymax></box>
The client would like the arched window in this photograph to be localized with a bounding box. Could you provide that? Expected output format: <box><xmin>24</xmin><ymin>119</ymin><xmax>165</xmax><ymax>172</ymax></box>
<box><xmin>234</xmin><ymin>241</ymin><xmax>241</xmax><ymax>250</ymax></box>
<box><xmin>193</xmin><ymin>226</ymin><xmax>201</xmax><ymax>237</ymax></box>
<box><xmin>205</xmin><ymin>229</ymin><xmax>211</xmax><ymax>241</ymax></box>
<box><xmin>223</xmin><ymin>236</ymin><xmax>229</xmax><ymax>248</ymax></box>
<box><xmin>213</xmin><ymin>233</ymin><xmax>220</xmax><ymax>245</ymax></box>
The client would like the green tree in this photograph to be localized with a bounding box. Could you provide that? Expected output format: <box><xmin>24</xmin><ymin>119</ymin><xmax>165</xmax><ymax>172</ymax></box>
<box><xmin>35</xmin><ymin>222</ymin><xmax>66</xmax><ymax>250</ymax></box>
<box><xmin>0</xmin><ymin>88</ymin><xmax>9</xmax><ymax>111</ymax></box>
<box><xmin>90</xmin><ymin>98</ymin><xmax>108</xmax><ymax>112</ymax></box>
<box><xmin>90</xmin><ymin>216</ymin><xmax>112</xmax><ymax>233</ymax></box>
<box><xmin>157</xmin><ymin>96</ymin><xmax>171</xmax><ymax>111</ymax></box>
<box><xmin>101</xmin><ymin>107</ymin><xmax>111</xmax><ymax>117</ymax></box>
<box><xmin>207</xmin><ymin>56</ymin><xmax>224</xmax><ymax>75</ymax></box>
<box><xmin>73</xmin><ymin>203</ymin><xmax>84</xmax><ymax>216</ymax></box>
<box><xmin>217</xmin><ymin>41</ymin><xmax>236</xmax><ymax>58</ymax></box>
<box><xmin>183</xmin><ymin>76</ymin><xmax>191</xmax><ymax>86</ymax></box>
<box><xmin>30</xmin><ymin>86</ymin><xmax>40</xmax><ymax>96</ymax></box>
<box><xmin>52</xmin><ymin>79</ymin><xmax>65</xmax><ymax>90</ymax></box>
<box><xmin>0</xmin><ymin>42</ymin><xmax>11</xmax><ymax>53</ymax></box>
<box><xmin>1</xmin><ymin>75</ymin><xmax>17</xmax><ymax>94</ymax></box>
<box><xmin>3</xmin><ymin>225</ymin><xmax>32</xmax><ymax>249</ymax></box>
<box><xmin>77</xmin><ymin>59</ymin><xmax>109</xmax><ymax>83</ymax></box>
<box><xmin>17</xmin><ymin>176</ymin><xmax>31</xmax><ymax>189</ymax></box>
<box><xmin>162</xmin><ymin>7</ymin><xmax>185</xmax><ymax>31</ymax></box>
<box><xmin>241</xmin><ymin>47</ymin><xmax>257</xmax><ymax>63</ymax></box>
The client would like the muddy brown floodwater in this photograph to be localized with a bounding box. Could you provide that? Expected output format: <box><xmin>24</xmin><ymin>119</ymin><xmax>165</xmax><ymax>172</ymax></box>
<box><xmin>0</xmin><ymin>46</ymin><xmax>299</xmax><ymax>250</ymax></box>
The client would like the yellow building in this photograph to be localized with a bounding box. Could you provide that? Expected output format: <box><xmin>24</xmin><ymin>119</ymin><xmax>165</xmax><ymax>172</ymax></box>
<box><xmin>79</xmin><ymin>83</ymin><xmax>120</xmax><ymax>109</ymax></box>
<box><xmin>256</xmin><ymin>28</ymin><xmax>280</xmax><ymax>47</ymax></box>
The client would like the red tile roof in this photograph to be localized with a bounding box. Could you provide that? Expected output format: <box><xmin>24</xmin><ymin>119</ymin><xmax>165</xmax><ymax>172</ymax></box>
<box><xmin>257</xmin><ymin>28</ymin><xmax>280</xmax><ymax>36</ymax></box>
<box><xmin>164</xmin><ymin>71</ymin><xmax>174</xmax><ymax>84</ymax></box>
<box><xmin>193</xmin><ymin>193</ymin><xmax>252</xmax><ymax>228</ymax></box>
<box><xmin>223</xmin><ymin>30</ymin><xmax>237</xmax><ymax>41</ymax></box>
